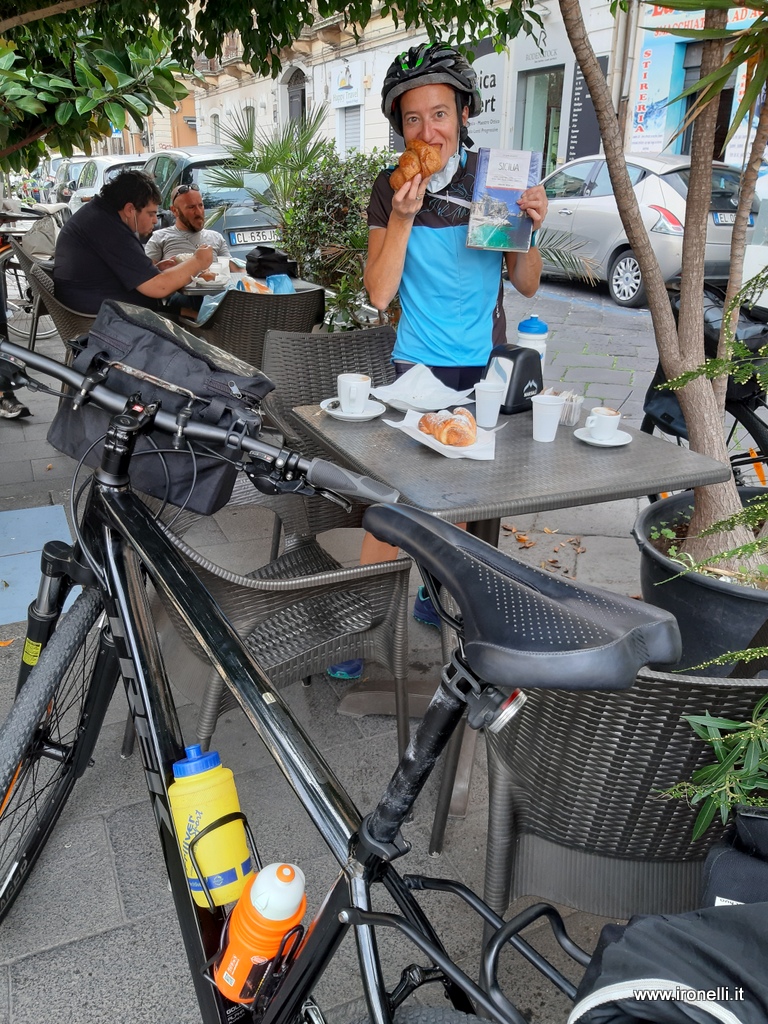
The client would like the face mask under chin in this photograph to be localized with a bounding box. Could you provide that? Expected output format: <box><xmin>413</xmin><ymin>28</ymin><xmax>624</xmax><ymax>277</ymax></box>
<box><xmin>426</xmin><ymin>150</ymin><xmax>461</xmax><ymax>193</ymax></box>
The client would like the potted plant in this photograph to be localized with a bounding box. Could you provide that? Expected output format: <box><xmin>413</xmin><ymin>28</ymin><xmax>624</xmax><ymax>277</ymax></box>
<box><xmin>664</xmin><ymin>692</ymin><xmax>768</xmax><ymax>841</ymax></box>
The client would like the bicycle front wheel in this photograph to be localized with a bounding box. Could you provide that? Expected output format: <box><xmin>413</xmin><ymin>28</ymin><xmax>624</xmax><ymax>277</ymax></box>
<box><xmin>0</xmin><ymin>589</ymin><xmax>118</xmax><ymax>921</ymax></box>
<box><xmin>0</xmin><ymin>247</ymin><xmax>57</xmax><ymax>342</ymax></box>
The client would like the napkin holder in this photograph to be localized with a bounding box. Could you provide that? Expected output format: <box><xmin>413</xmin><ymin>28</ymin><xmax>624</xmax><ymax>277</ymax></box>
<box><xmin>483</xmin><ymin>344</ymin><xmax>543</xmax><ymax>414</ymax></box>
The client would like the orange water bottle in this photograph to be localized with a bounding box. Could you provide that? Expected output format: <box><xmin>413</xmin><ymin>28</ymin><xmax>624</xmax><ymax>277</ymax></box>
<box><xmin>214</xmin><ymin>862</ymin><xmax>307</xmax><ymax>1004</ymax></box>
<box><xmin>168</xmin><ymin>744</ymin><xmax>253</xmax><ymax>907</ymax></box>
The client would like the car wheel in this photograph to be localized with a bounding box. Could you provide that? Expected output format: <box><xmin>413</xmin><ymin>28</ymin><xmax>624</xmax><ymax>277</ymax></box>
<box><xmin>608</xmin><ymin>249</ymin><xmax>647</xmax><ymax>307</ymax></box>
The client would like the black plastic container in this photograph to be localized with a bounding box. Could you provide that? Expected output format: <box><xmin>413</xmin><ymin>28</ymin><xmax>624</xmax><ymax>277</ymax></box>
<box><xmin>483</xmin><ymin>344</ymin><xmax>543</xmax><ymax>414</ymax></box>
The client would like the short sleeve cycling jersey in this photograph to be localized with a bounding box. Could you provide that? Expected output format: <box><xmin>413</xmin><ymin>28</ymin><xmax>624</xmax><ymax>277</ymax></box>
<box><xmin>367</xmin><ymin>149</ymin><xmax>507</xmax><ymax>367</ymax></box>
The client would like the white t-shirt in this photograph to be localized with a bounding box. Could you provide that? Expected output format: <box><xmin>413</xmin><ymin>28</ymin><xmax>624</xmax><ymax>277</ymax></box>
<box><xmin>144</xmin><ymin>225</ymin><xmax>230</xmax><ymax>263</ymax></box>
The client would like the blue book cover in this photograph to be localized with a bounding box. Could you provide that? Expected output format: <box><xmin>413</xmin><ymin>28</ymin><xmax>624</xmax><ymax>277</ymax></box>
<box><xmin>467</xmin><ymin>148</ymin><xmax>543</xmax><ymax>252</ymax></box>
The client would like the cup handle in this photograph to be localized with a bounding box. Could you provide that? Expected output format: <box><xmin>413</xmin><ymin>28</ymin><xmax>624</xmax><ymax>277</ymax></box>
<box><xmin>585</xmin><ymin>415</ymin><xmax>596</xmax><ymax>430</ymax></box>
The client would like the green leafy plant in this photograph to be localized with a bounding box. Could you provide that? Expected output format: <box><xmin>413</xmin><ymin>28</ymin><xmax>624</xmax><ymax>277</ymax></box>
<box><xmin>208</xmin><ymin>105</ymin><xmax>328</xmax><ymax>241</ymax></box>
<box><xmin>279</xmin><ymin>145</ymin><xmax>395</xmax><ymax>327</ymax></box>
<box><xmin>0</xmin><ymin>28</ymin><xmax>191</xmax><ymax>170</ymax></box>
<box><xmin>663</xmin><ymin>693</ymin><xmax>768</xmax><ymax>840</ymax></box>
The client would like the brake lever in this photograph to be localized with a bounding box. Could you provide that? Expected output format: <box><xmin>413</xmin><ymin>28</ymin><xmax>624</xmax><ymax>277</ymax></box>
<box><xmin>244</xmin><ymin>461</ymin><xmax>352</xmax><ymax>511</ymax></box>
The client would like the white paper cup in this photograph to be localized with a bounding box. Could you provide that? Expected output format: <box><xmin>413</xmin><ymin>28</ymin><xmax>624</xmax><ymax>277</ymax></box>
<box><xmin>338</xmin><ymin>373</ymin><xmax>371</xmax><ymax>414</ymax></box>
<box><xmin>531</xmin><ymin>393</ymin><xmax>566</xmax><ymax>442</ymax></box>
<box><xmin>585</xmin><ymin>406</ymin><xmax>621</xmax><ymax>440</ymax></box>
<box><xmin>474</xmin><ymin>379</ymin><xmax>505</xmax><ymax>429</ymax></box>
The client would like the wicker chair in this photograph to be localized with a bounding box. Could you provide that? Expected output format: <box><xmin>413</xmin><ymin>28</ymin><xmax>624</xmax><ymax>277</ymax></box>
<box><xmin>482</xmin><ymin>667</ymin><xmax>768</xmax><ymax>920</ymax></box>
<box><xmin>153</xmin><ymin>473</ymin><xmax>412</xmax><ymax>752</ymax></box>
<box><xmin>260</xmin><ymin>325</ymin><xmax>397</xmax><ymax>443</ymax></box>
<box><xmin>27</xmin><ymin>261</ymin><xmax>96</xmax><ymax>348</ymax></box>
<box><xmin>153</xmin><ymin>323</ymin><xmax>411</xmax><ymax>752</ymax></box>
<box><xmin>187</xmin><ymin>283</ymin><xmax>325</xmax><ymax>366</ymax></box>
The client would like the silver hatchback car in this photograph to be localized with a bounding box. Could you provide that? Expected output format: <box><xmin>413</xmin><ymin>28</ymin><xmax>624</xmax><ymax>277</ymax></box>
<box><xmin>540</xmin><ymin>153</ymin><xmax>754</xmax><ymax>307</ymax></box>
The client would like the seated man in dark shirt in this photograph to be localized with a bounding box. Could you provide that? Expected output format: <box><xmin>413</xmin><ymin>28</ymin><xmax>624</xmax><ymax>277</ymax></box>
<box><xmin>54</xmin><ymin>169</ymin><xmax>214</xmax><ymax>315</ymax></box>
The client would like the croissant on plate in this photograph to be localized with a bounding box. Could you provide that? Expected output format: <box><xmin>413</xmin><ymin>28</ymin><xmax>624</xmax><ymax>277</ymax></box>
<box><xmin>390</xmin><ymin>139</ymin><xmax>442</xmax><ymax>191</ymax></box>
<box><xmin>418</xmin><ymin>408</ymin><xmax>477</xmax><ymax>447</ymax></box>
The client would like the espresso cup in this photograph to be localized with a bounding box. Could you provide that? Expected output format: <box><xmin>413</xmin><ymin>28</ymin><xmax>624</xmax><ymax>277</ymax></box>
<box><xmin>337</xmin><ymin>373</ymin><xmax>371</xmax><ymax>414</ymax></box>
<box><xmin>585</xmin><ymin>406</ymin><xmax>621</xmax><ymax>440</ymax></box>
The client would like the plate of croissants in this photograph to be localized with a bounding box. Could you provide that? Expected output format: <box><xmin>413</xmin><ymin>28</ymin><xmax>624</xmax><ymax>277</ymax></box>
<box><xmin>384</xmin><ymin>408</ymin><xmax>497</xmax><ymax>460</ymax></box>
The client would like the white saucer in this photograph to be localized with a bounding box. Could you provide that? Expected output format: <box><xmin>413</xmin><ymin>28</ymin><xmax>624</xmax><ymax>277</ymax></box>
<box><xmin>574</xmin><ymin>427</ymin><xmax>632</xmax><ymax>447</ymax></box>
<box><xmin>320</xmin><ymin>397</ymin><xmax>386</xmax><ymax>422</ymax></box>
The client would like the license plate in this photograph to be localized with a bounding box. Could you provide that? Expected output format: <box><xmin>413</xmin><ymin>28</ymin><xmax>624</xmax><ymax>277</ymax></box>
<box><xmin>230</xmin><ymin>228</ymin><xmax>278</xmax><ymax>245</ymax></box>
<box><xmin>712</xmin><ymin>211</ymin><xmax>754</xmax><ymax>226</ymax></box>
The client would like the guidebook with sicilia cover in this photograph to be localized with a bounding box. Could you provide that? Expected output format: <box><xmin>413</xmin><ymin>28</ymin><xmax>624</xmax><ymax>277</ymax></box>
<box><xmin>467</xmin><ymin>148</ymin><xmax>543</xmax><ymax>252</ymax></box>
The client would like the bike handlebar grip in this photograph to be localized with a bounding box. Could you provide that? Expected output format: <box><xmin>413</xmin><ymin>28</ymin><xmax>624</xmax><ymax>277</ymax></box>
<box><xmin>305</xmin><ymin>459</ymin><xmax>399</xmax><ymax>505</ymax></box>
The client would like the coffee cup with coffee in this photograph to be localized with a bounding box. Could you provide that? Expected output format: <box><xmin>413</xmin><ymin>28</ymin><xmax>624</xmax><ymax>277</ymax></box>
<box><xmin>585</xmin><ymin>406</ymin><xmax>621</xmax><ymax>441</ymax></box>
<box><xmin>337</xmin><ymin>373</ymin><xmax>371</xmax><ymax>414</ymax></box>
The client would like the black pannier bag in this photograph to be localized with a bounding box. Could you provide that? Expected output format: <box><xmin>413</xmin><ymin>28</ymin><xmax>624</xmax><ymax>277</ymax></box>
<box><xmin>570</xmin><ymin>902</ymin><xmax>768</xmax><ymax>1023</ymax></box>
<box><xmin>701</xmin><ymin>806</ymin><xmax>768</xmax><ymax>908</ymax></box>
<box><xmin>47</xmin><ymin>301</ymin><xmax>274</xmax><ymax>515</ymax></box>
<box><xmin>245</xmin><ymin>245</ymin><xmax>298</xmax><ymax>279</ymax></box>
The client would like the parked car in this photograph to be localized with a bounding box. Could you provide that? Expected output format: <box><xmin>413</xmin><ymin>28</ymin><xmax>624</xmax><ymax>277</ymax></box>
<box><xmin>540</xmin><ymin>153</ymin><xmax>756</xmax><ymax>307</ymax></box>
<box><xmin>142</xmin><ymin>145</ymin><xmax>278</xmax><ymax>260</ymax></box>
<box><xmin>51</xmin><ymin>156</ymin><xmax>90</xmax><ymax>204</ymax></box>
<box><xmin>68</xmin><ymin>154</ymin><xmax>147</xmax><ymax>212</ymax></box>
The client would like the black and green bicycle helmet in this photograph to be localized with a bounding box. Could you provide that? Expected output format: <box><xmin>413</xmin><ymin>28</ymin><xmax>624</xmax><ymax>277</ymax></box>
<box><xmin>381</xmin><ymin>43</ymin><xmax>482</xmax><ymax>136</ymax></box>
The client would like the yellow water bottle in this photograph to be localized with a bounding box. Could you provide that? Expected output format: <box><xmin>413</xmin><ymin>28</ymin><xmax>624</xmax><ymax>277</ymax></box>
<box><xmin>168</xmin><ymin>744</ymin><xmax>253</xmax><ymax>907</ymax></box>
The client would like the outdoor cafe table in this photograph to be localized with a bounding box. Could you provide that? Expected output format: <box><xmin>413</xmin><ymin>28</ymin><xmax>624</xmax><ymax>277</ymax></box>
<box><xmin>292</xmin><ymin>400</ymin><xmax>729</xmax><ymax>699</ymax></box>
<box><xmin>293</xmin><ymin>401</ymin><xmax>730</xmax><ymax>847</ymax></box>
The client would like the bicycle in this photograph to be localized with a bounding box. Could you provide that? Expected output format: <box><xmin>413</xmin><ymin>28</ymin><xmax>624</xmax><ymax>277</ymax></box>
<box><xmin>641</xmin><ymin>285</ymin><xmax>768</xmax><ymax>499</ymax></box>
<box><xmin>0</xmin><ymin>208</ymin><xmax>58</xmax><ymax>345</ymax></box>
<box><xmin>0</xmin><ymin>335</ymin><xmax>683</xmax><ymax>1024</ymax></box>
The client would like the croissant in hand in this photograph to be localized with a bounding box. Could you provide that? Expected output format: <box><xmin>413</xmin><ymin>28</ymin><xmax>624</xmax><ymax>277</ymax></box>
<box><xmin>390</xmin><ymin>139</ymin><xmax>442</xmax><ymax>191</ymax></box>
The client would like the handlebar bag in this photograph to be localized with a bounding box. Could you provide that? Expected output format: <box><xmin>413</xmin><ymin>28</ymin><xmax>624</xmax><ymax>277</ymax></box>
<box><xmin>47</xmin><ymin>300</ymin><xmax>274</xmax><ymax>515</ymax></box>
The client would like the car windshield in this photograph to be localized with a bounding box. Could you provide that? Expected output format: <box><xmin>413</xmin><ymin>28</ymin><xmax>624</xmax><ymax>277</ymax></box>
<box><xmin>186</xmin><ymin>164</ymin><xmax>272</xmax><ymax>208</ymax></box>
<box><xmin>662</xmin><ymin>165</ymin><xmax>757</xmax><ymax>213</ymax></box>
<box><xmin>104</xmin><ymin>164</ymin><xmax>142</xmax><ymax>183</ymax></box>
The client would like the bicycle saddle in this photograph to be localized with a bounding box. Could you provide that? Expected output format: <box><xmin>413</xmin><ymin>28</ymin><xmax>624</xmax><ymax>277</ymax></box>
<box><xmin>364</xmin><ymin>504</ymin><xmax>681</xmax><ymax>691</ymax></box>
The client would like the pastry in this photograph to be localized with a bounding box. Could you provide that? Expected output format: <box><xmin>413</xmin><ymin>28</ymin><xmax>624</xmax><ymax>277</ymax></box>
<box><xmin>418</xmin><ymin>408</ymin><xmax>477</xmax><ymax>447</ymax></box>
<box><xmin>389</xmin><ymin>140</ymin><xmax>442</xmax><ymax>191</ymax></box>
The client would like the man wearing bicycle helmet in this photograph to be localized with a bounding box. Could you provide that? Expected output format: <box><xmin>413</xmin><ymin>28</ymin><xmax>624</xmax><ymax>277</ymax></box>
<box><xmin>365</xmin><ymin>42</ymin><xmax>548</xmax><ymax>389</ymax></box>
<box><xmin>328</xmin><ymin>45</ymin><xmax>548</xmax><ymax>679</ymax></box>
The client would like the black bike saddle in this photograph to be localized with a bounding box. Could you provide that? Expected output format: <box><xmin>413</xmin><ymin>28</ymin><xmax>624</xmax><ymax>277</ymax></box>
<box><xmin>364</xmin><ymin>504</ymin><xmax>681</xmax><ymax>691</ymax></box>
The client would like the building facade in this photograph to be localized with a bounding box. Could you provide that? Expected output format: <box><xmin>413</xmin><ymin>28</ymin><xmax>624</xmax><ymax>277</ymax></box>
<box><xmin>184</xmin><ymin>3</ymin><xmax>760</xmax><ymax>170</ymax></box>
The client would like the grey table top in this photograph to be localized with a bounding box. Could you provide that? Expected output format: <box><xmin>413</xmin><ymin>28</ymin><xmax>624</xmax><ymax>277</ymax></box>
<box><xmin>292</xmin><ymin>404</ymin><xmax>730</xmax><ymax>523</ymax></box>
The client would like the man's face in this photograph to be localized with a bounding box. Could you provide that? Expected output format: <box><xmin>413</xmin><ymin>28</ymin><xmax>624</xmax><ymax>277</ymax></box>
<box><xmin>134</xmin><ymin>203</ymin><xmax>159</xmax><ymax>236</ymax></box>
<box><xmin>400</xmin><ymin>83</ymin><xmax>468</xmax><ymax>171</ymax></box>
<box><xmin>172</xmin><ymin>188</ymin><xmax>206</xmax><ymax>232</ymax></box>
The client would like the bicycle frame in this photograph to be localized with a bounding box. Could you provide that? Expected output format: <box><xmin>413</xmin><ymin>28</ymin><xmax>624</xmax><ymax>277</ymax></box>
<box><xmin>35</xmin><ymin>469</ymin><xmax>504</xmax><ymax>1024</ymax></box>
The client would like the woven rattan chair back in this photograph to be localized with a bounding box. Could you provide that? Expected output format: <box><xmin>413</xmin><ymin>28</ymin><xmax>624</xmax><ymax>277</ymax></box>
<box><xmin>192</xmin><ymin>284</ymin><xmax>325</xmax><ymax>366</ymax></box>
<box><xmin>261</xmin><ymin>325</ymin><xmax>396</xmax><ymax>444</ymax></box>
<box><xmin>482</xmin><ymin>667</ymin><xmax>768</xmax><ymax>920</ymax></box>
<box><xmin>28</xmin><ymin>261</ymin><xmax>95</xmax><ymax>346</ymax></box>
<box><xmin>149</xmin><ymin>486</ymin><xmax>412</xmax><ymax>755</ymax></box>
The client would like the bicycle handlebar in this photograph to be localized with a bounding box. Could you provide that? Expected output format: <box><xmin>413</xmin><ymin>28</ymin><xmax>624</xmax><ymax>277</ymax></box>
<box><xmin>0</xmin><ymin>340</ymin><xmax>400</xmax><ymax>506</ymax></box>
